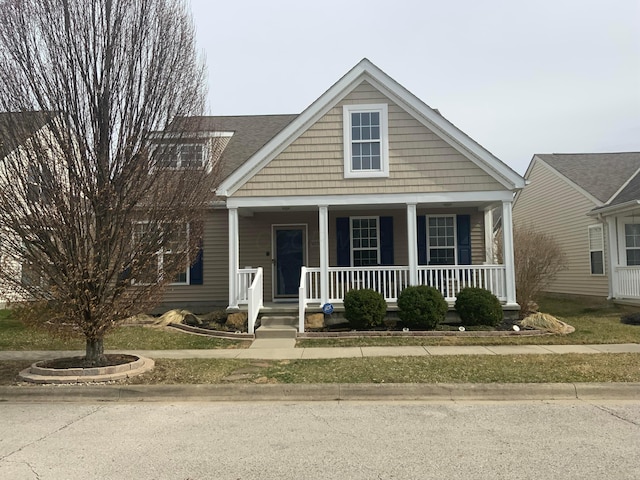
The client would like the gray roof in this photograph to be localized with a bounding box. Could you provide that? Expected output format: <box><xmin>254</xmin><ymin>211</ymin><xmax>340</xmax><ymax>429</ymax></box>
<box><xmin>0</xmin><ymin>111</ymin><xmax>51</xmax><ymax>157</ymax></box>
<box><xmin>537</xmin><ymin>152</ymin><xmax>640</xmax><ymax>203</ymax></box>
<box><xmin>171</xmin><ymin>114</ymin><xmax>298</xmax><ymax>181</ymax></box>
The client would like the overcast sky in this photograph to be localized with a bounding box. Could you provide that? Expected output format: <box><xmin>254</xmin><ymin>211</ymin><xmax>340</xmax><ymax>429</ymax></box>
<box><xmin>189</xmin><ymin>0</ymin><xmax>640</xmax><ymax>175</ymax></box>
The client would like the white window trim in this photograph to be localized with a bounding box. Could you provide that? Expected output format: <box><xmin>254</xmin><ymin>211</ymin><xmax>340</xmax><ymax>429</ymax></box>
<box><xmin>132</xmin><ymin>222</ymin><xmax>190</xmax><ymax>286</ymax></box>
<box><xmin>617</xmin><ymin>217</ymin><xmax>640</xmax><ymax>267</ymax></box>
<box><xmin>588</xmin><ymin>224</ymin><xmax>605</xmax><ymax>276</ymax></box>
<box><xmin>152</xmin><ymin>142</ymin><xmax>209</xmax><ymax>171</ymax></box>
<box><xmin>426</xmin><ymin>214</ymin><xmax>458</xmax><ymax>265</ymax></box>
<box><xmin>350</xmin><ymin>216</ymin><xmax>380</xmax><ymax>266</ymax></box>
<box><xmin>343</xmin><ymin>104</ymin><xmax>389</xmax><ymax>179</ymax></box>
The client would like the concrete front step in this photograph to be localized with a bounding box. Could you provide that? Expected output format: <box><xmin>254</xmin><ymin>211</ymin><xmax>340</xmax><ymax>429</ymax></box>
<box><xmin>255</xmin><ymin>324</ymin><xmax>298</xmax><ymax>339</ymax></box>
<box><xmin>260</xmin><ymin>316</ymin><xmax>298</xmax><ymax>328</ymax></box>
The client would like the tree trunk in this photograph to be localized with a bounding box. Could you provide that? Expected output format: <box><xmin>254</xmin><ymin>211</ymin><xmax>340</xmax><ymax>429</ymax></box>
<box><xmin>85</xmin><ymin>337</ymin><xmax>107</xmax><ymax>367</ymax></box>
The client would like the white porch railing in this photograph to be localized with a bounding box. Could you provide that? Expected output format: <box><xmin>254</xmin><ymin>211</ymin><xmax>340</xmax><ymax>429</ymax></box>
<box><xmin>247</xmin><ymin>267</ymin><xmax>263</xmax><ymax>334</ymax></box>
<box><xmin>417</xmin><ymin>265</ymin><xmax>507</xmax><ymax>302</ymax></box>
<box><xmin>614</xmin><ymin>266</ymin><xmax>640</xmax><ymax>299</ymax></box>
<box><xmin>236</xmin><ymin>268</ymin><xmax>259</xmax><ymax>305</ymax></box>
<box><xmin>300</xmin><ymin>264</ymin><xmax>507</xmax><ymax>304</ymax></box>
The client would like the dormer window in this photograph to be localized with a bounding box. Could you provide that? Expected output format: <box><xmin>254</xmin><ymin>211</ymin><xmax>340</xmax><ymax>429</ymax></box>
<box><xmin>343</xmin><ymin>104</ymin><xmax>389</xmax><ymax>178</ymax></box>
<box><xmin>154</xmin><ymin>143</ymin><xmax>205</xmax><ymax>169</ymax></box>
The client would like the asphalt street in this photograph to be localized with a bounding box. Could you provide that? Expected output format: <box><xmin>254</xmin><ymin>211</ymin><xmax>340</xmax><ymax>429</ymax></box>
<box><xmin>1</xmin><ymin>400</ymin><xmax>638</xmax><ymax>479</ymax></box>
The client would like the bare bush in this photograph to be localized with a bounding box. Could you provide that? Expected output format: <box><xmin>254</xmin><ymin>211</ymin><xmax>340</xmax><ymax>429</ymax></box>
<box><xmin>497</xmin><ymin>225</ymin><xmax>565</xmax><ymax>316</ymax></box>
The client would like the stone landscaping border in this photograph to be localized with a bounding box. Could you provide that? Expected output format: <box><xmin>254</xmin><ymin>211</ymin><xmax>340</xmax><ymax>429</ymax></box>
<box><xmin>18</xmin><ymin>355</ymin><xmax>155</xmax><ymax>384</ymax></box>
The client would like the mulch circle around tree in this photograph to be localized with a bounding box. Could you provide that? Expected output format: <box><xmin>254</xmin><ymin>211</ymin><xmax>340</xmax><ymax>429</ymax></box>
<box><xmin>39</xmin><ymin>354</ymin><xmax>139</xmax><ymax>369</ymax></box>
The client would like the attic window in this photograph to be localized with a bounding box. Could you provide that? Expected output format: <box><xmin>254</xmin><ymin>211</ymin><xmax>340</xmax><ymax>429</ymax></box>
<box><xmin>343</xmin><ymin>104</ymin><xmax>389</xmax><ymax>178</ymax></box>
<box><xmin>154</xmin><ymin>143</ymin><xmax>205</xmax><ymax>169</ymax></box>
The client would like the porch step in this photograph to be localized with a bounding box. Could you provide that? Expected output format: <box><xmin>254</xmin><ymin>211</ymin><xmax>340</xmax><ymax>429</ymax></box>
<box><xmin>255</xmin><ymin>315</ymin><xmax>298</xmax><ymax>339</ymax></box>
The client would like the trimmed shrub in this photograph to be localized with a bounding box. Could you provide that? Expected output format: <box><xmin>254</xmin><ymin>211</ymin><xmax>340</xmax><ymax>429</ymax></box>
<box><xmin>343</xmin><ymin>289</ymin><xmax>387</xmax><ymax>330</ymax></box>
<box><xmin>397</xmin><ymin>285</ymin><xmax>448</xmax><ymax>330</ymax></box>
<box><xmin>621</xmin><ymin>312</ymin><xmax>640</xmax><ymax>326</ymax></box>
<box><xmin>455</xmin><ymin>287</ymin><xmax>503</xmax><ymax>327</ymax></box>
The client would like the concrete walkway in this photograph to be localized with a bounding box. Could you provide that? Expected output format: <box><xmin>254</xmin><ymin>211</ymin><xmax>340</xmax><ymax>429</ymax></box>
<box><xmin>1</xmin><ymin>343</ymin><xmax>639</xmax><ymax>361</ymax></box>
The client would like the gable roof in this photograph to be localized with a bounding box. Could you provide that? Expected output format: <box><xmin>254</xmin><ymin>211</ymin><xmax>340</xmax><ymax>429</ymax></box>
<box><xmin>216</xmin><ymin>58</ymin><xmax>525</xmax><ymax>197</ymax></box>
<box><xmin>535</xmin><ymin>152</ymin><xmax>640</xmax><ymax>204</ymax></box>
<box><xmin>0</xmin><ymin>111</ymin><xmax>51</xmax><ymax>157</ymax></box>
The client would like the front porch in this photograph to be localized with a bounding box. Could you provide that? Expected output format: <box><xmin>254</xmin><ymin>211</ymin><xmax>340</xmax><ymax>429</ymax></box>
<box><xmin>226</xmin><ymin>195</ymin><xmax>518</xmax><ymax>333</ymax></box>
<box><xmin>234</xmin><ymin>263</ymin><xmax>515</xmax><ymax>334</ymax></box>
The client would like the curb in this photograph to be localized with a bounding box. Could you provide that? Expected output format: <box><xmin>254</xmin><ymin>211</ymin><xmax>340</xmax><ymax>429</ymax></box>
<box><xmin>1</xmin><ymin>382</ymin><xmax>639</xmax><ymax>403</ymax></box>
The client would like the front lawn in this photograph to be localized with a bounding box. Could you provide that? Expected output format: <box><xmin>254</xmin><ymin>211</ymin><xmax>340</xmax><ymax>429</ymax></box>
<box><xmin>0</xmin><ymin>309</ymin><xmax>250</xmax><ymax>351</ymax></box>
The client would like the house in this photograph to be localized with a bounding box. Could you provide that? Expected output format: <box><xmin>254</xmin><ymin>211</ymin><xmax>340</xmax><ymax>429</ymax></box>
<box><xmin>0</xmin><ymin>111</ymin><xmax>54</xmax><ymax>308</ymax></box>
<box><xmin>512</xmin><ymin>152</ymin><xmax>640</xmax><ymax>304</ymax></box>
<box><xmin>159</xmin><ymin>59</ymin><xmax>525</xmax><ymax>331</ymax></box>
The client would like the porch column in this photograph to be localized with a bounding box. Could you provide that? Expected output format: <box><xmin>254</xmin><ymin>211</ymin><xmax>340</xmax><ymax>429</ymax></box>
<box><xmin>606</xmin><ymin>216</ymin><xmax>617</xmax><ymax>299</ymax></box>
<box><xmin>319</xmin><ymin>205</ymin><xmax>329</xmax><ymax>305</ymax></box>
<box><xmin>406</xmin><ymin>203</ymin><xmax>418</xmax><ymax>285</ymax></box>
<box><xmin>228</xmin><ymin>207</ymin><xmax>239</xmax><ymax>308</ymax></box>
<box><xmin>484</xmin><ymin>207</ymin><xmax>494</xmax><ymax>263</ymax></box>
<box><xmin>501</xmin><ymin>200</ymin><xmax>517</xmax><ymax>305</ymax></box>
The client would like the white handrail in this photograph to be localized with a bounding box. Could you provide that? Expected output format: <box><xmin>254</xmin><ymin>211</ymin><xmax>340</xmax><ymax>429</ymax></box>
<box><xmin>247</xmin><ymin>267</ymin><xmax>263</xmax><ymax>334</ymax></box>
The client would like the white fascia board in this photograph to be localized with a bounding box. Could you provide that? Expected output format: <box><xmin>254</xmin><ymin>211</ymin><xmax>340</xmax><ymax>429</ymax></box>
<box><xmin>588</xmin><ymin>200</ymin><xmax>640</xmax><ymax>217</ymax></box>
<box><xmin>226</xmin><ymin>190</ymin><xmax>514</xmax><ymax>209</ymax></box>
<box><xmin>359</xmin><ymin>66</ymin><xmax>525</xmax><ymax>191</ymax></box>
<box><xmin>534</xmin><ymin>156</ymin><xmax>603</xmax><ymax>207</ymax></box>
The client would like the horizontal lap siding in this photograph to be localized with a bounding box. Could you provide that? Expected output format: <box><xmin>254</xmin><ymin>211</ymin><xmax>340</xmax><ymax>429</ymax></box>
<box><xmin>239</xmin><ymin>211</ymin><xmax>320</xmax><ymax>302</ymax></box>
<box><xmin>162</xmin><ymin>209</ymin><xmax>229</xmax><ymax>306</ymax></box>
<box><xmin>513</xmin><ymin>161</ymin><xmax>609</xmax><ymax>297</ymax></box>
<box><xmin>235</xmin><ymin>81</ymin><xmax>503</xmax><ymax>197</ymax></box>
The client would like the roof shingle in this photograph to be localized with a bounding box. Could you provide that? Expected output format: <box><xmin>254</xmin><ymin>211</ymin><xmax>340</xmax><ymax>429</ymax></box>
<box><xmin>537</xmin><ymin>152</ymin><xmax>640</xmax><ymax>203</ymax></box>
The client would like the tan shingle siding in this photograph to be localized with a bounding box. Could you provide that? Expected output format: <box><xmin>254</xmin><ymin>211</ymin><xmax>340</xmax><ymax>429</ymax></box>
<box><xmin>234</xmin><ymin>81</ymin><xmax>503</xmax><ymax>197</ymax></box>
<box><xmin>513</xmin><ymin>160</ymin><xmax>609</xmax><ymax>297</ymax></box>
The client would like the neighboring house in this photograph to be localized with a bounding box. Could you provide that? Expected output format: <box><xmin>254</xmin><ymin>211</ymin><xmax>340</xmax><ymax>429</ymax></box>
<box><xmin>158</xmin><ymin>59</ymin><xmax>525</xmax><ymax>331</ymax></box>
<box><xmin>513</xmin><ymin>152</ymin><xmax>640</xmax><ymax>303</ymax></box>
<box><xmin>0</xmin><ymin>112</ymin><xmax>53</xmax><ymax>308</ymax></box>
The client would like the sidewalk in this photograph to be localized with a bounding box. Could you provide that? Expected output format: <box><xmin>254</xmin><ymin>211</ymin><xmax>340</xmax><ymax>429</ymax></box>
<box><xmin>1</xmin><ymin>342</ymin><xmax>640</xmax><ymax>361</ymax></box>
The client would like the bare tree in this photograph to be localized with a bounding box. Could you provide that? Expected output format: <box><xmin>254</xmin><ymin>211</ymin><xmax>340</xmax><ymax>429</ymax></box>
<box><xmin>0</xmin><ymin>0</ymin><xmax>219</xmax><ymax>365</ymax></box>
<box><xmin>497</xmin><ymin>224</ymin><xmax>565</xmax><ymax>316</ymax></box>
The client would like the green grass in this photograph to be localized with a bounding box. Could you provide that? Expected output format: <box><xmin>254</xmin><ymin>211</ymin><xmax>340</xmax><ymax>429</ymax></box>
<box><xmin>89</xmin><ymin>353</ymin><xmax>640</xmax><ymax>385</ymax></box>
<box><xmin>0</xmin><ymin>309</ymin><xmax>250</xmax><ymax>351</ymax></box>
<box><xmin>297</xmin><ymin>295</ymin><xmax>640</xmax><ymax>348</ymax></box>
<box><xmin>3</xmin><ymin>354</ymin><xmax>640</xmax><ymax>385</ymax></box>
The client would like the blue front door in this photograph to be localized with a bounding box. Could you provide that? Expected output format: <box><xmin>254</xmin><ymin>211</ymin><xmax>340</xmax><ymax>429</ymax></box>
<box><xmin>274</xmin><ymin>227</ymin><xmax>304</xmax><ymax>298</ymax></box>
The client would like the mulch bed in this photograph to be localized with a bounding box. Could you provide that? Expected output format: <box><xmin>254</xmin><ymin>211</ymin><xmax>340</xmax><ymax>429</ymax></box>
<box><xmin>39</xmin><ymin>354</ymin><xmax>138</xmax><ymax>369</ymax></box>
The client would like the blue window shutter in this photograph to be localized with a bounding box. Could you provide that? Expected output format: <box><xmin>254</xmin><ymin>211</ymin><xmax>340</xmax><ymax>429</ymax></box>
<box><xmin>417</xmin><ymin>215</ymin><xmax>427</xmax><ymax>265</ymax></box>
<box><xmin>456</xmin><ymin>214</ymin><xmax>471</xmax><ymax>265</ymax></box>
<box><xmin>118</xmin><ymin>265</ymin><xmax>131</xmax><ymax>283</ymax></box>
<box><xmin>189</xmin><ymin>239</ymin><xmax>204</xmax><ymax>285</ymax></box>
<box><xmin>336</xmin><ymin>217</ymin><xmax>350</xmax><ymax>266</ymax></box>
<box><xmin>380</xmin><ymin>216</ymin><xmax>394</xmax><ymax>265</ymax></box>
